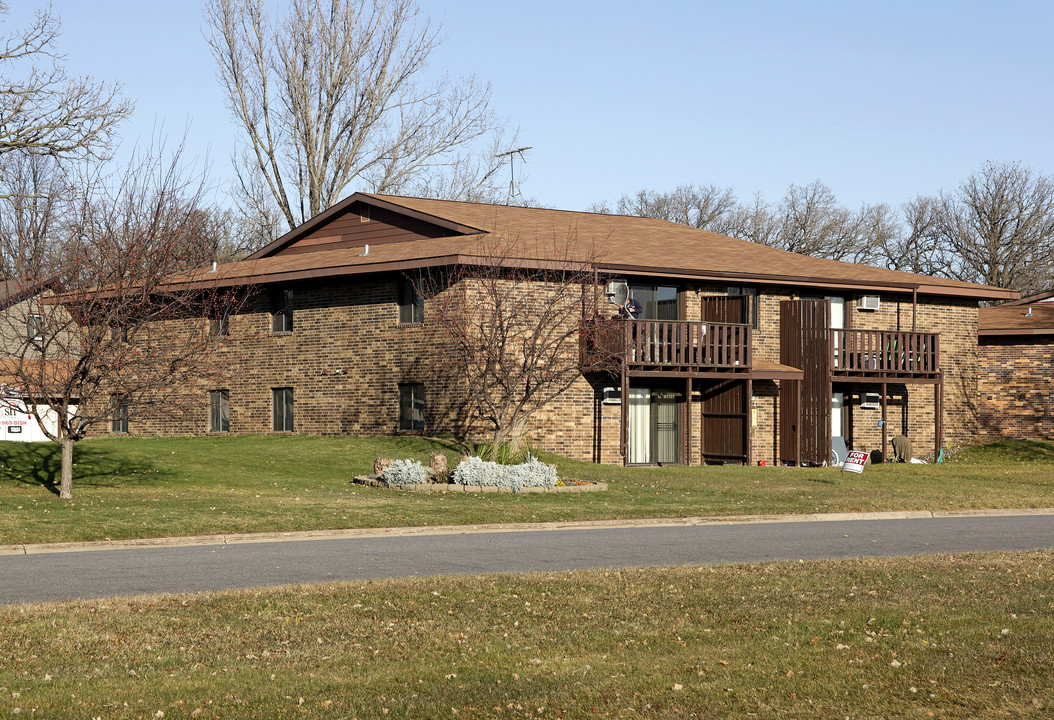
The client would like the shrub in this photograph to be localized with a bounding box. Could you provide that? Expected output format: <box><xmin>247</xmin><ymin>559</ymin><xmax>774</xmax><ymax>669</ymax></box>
<box><xmin>471</xmin><ymin>440</ymin><xmax>533</xmax><ymax>466</ymax></box>
<box><xmin>381</xmin><ymin>458</ymin><xmax>429</xmax><ymax>487</ymax></box>
<box><xmin>452</xmin><ymin>456</ymin><xmax>558</xmax><ymax>492</ymax></box>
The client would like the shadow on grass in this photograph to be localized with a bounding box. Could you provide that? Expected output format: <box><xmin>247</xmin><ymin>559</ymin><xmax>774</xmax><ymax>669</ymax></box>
<box><xmin>0</xmin><ymin>441</ymin><xmax>175</xmax><ymax>494</ymax></box>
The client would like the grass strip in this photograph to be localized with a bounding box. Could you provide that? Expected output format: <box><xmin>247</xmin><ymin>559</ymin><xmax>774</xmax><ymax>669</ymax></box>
<box><xmin>1</xmin><ymin>436</ymin><xmax>1053</xmax><ymax>546</ymax></box>
<box><xmin>1</xmin><ymin>551</ymin><xmax>1051</xmax><ymax>718</ymax></box>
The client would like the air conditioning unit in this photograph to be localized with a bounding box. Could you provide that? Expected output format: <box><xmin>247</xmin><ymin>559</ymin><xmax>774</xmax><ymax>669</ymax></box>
<box><xmin>606</xmin><ymin>280</ymin><xmax>629</xmax><ymax>306</ymax></box>
<box><xmin>857</xmin><ymin>295</ymin><xmax>881</xmax><ymax>311</ymax></box>
<box><xmin>860</xmin><ymin>392</ymin><xmax>881</xmax><ymax>409</ymax></box>
<box><xmin>601</xmin><ymin>387</ymin><xmax>621</xmax><ymax>405</ymax></box>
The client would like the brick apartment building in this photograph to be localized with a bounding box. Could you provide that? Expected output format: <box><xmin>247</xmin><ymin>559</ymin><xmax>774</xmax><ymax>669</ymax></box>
<box><xmin>978</xmin><ymin>291</ymin><xmax>1054</xmax><ymax>441</ymax></box>
<box><xmin>113</xmin><ymin>193</ymin><xmax>1016</xmax><ymax>466</ymax></box>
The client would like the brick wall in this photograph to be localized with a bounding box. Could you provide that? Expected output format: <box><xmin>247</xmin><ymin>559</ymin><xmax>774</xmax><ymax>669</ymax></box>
<box><xmin>104</xmin><ymin>275</ymin><xmax>982</xmax><ymax>468</ymax></box>
<box><xmin>978</xmin><ymin>336</ymin><xmax>1054</xmax><ymax>440</ymax></box>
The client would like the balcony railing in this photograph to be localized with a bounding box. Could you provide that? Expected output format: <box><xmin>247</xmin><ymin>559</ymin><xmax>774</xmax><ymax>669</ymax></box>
<box><xmin>832</xmin><ymin>329</ymin><xmax>940</xmax><ymax>376</ymax></box>
<box><xmin>582</xmin><ymin>318</ymin><xmax>751</xmax><ymax>372</ymax></box>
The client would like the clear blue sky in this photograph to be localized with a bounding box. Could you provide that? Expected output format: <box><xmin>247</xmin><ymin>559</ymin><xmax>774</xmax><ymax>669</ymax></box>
<box><xmin>7</xmin><ymin>0</ymin><xmax>1054</xmax><ymax>213</ymax></box>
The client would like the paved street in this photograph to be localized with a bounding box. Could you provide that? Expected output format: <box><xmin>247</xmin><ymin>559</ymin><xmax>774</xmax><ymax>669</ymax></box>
<box><xmin>2</xmin><ymin>513</ymin><xmax>1052</xmax><ymax>605</ymax></box>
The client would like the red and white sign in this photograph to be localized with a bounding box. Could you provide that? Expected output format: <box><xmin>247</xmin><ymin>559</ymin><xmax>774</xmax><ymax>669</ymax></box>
<box><xmin>841</xmin><ymin>450</ymin><xmax>869</xmax><ymax>474</ymax></box>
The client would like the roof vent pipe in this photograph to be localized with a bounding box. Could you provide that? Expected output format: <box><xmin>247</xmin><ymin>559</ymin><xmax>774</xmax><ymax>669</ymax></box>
<box><xmin>209</xmin><ymin>261</ymin><xmax>217</xmax><ymax>273</ymax></box>
<box><xmin>359</xmin><ymin>244</ymin><xmax>370</xmax><ymax>257</ymax></box>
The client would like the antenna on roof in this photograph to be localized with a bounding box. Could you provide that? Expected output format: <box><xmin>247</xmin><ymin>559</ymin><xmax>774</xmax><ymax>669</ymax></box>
<box><xmin>495</xmin><ymin>146</ymin><xmax>532</xmax><ymax>206</ymax></box>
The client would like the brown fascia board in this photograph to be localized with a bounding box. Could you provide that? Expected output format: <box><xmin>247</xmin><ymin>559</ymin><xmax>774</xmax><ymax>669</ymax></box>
<box><xmin>597</xmin><ymin>263</ymin><xmax>1017</xmax><ymax>300</ymax></box>
<box><xmin>245</xmin><ymin>193</ymin><xmax>485</xmax><ymax>260</ymax></box>
<box><xmin>1000</xmin><ymin>289</ymin><xmax>1054</xmax><ymax>306</ymax></box>
<box><xmin>978</xmin><ymin>327</ymin><xmax>1054</xmax><ymax>336</ymax></box>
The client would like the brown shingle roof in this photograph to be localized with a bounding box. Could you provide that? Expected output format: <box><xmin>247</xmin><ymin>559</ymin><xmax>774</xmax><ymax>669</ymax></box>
<box><xmin>183</xmin><ymin>193</ymin><xmax>1018</xmax><ymax>300</ymax></box>
<box><xmin>979</xmin><ymin>304</ymin><xmax>1054</xmax><ymax>335</ymax></box>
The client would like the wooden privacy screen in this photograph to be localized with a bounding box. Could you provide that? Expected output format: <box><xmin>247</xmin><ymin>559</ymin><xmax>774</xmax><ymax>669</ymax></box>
<box><xmin>780</xmin><ymin>299</ymin><xmax>831</xmax><ymax>465</ymax></box>
<box><xmin>700</xmin><ymin>379</ymin><xmax>748</xmax><ymax>464</ymax></box>
<box><xmin>701</xmin><ymin>294</ymin><xmax>750</xmax><ymax>324</ymax></box>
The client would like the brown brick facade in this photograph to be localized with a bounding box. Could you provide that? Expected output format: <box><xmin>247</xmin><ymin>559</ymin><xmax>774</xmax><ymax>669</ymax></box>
<box><xmin>978</xmin><ymin>336</ymin><xmax>1054</xmax><ymax>440</ymax></box>
<box><xmin>104</xmin><ymin>275</ymin><xmax>980</xmax><ymax>468</ymax></box>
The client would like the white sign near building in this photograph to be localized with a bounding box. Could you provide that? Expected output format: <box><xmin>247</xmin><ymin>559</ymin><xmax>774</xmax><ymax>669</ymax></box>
<box><xmin>0</xmin><ymin>397</ymin><xmax>73</xmax><ymax>443</ymax></box>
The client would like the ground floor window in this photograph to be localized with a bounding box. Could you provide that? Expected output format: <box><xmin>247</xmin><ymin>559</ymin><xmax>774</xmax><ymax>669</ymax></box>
<box><xmin>628</xmin><ymin>387</ymin><xmax>680</xmax><ymax>464</ymax></box>
<box><xmin>210</xmin><ymin>390</ymin><xmax>230</xmax><ymax>433</ymax></box>
<box><xmin>272</xmin><ymin>387</ymin><xmax>294</xmax><ymax>432</ymax></box>
<box><xmin>399</xmin><ymin>383</ymin><xmax>425</xmax><ymax>431</ymax></box>
<box><xmin>111</xmin><ymin>396</ymin><xmax>128</xmax><ymax>434</ymax></box>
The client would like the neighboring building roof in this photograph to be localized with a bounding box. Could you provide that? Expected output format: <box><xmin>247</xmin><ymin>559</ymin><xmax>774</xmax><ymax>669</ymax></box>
<box><xmin>979</xmin><ymin>303</ymin><xmax>1054</xmax><ymax>336</ymax></box>
<box><xmin>0</xmin><ymin>276</ymin><xmax>59</xmax><ymax>310</ymax></box>
<box><xmin>179</xmin><ymin>193</ymin><xmax>1017</xmax><ymax>300</ymax></box>
<box><xmin>1000</xmin><ymin>288</ymin><xmax>1054</xmax><ymax>306</ymax></box>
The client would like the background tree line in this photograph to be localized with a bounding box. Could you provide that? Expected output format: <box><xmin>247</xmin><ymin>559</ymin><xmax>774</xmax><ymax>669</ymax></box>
<box><xmin>590</xmin><ymin>162</ymin><xmax>1054</xmax><ymax>296</ymax></box>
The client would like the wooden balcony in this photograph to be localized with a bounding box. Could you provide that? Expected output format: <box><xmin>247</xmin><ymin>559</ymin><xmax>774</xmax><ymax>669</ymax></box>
<box><xmin>582</xmin><ymin>318</ymin><xmax>751</xmax><ymax>376</ymax></box>
<box><xmin>831</xmin><ymin>329</ymin><xmax>940</xmax><ymax>379</ymax></box>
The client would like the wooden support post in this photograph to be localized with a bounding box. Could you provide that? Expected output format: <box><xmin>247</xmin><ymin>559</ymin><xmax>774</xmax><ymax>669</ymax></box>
<box><xmin>796</xmin><ymin>379</ymin><xmax>802</xmax><ymax>466</ymax></box>
<box><xmin>912</xmin><ymin>287</ymin><xmax>918</xmax><ymax>332</ymax></box>
<box><xmin>936</xmin><ymin>372</ymin><xmax>944</xmax><ymax>461</ymax></box>
<box><xmin>746</xmin><ymin>378</ymin><xmax>754</xmax><ymax>466</ymax></box>
<box><xmin>881</xmin><ymin>382</ymin><xmax>888</xmax><ymax>463</ymax></box>
<box><xmin>685</xmin><ymin>377</ymin><xmax>692</xmax><ymax>466</ymax></box>
<box><xmin>620</xmin><ymin>363</ymin><xmax>629</xmax><ymax>466</ymax></box>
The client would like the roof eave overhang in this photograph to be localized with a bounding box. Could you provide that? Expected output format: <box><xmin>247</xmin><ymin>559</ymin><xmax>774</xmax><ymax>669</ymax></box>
<box><xmin>978</xmin><ymin>328</ymin><xmax>1054</xmax><ymax>336</ymax></box>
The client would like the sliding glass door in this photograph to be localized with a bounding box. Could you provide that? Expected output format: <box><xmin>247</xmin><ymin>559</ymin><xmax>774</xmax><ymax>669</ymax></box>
<box><xmin>628</xmin><ymin>387</ymin><xmax>681</xmax><ymax>465</ymax></box>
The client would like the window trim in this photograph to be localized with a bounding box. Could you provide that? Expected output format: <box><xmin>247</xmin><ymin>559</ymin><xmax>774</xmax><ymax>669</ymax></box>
<box><xmin>27</xmin><ymin>313</ymin><xmax>44</xmax><ymax>341</ymax></box>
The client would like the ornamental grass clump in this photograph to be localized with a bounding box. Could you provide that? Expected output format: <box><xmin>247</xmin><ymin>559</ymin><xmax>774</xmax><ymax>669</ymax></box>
<box><xmin>381</xmin><ymin>458</ymin><xmax>429</xmax><ymax>487</ymax></box>
<box><xmin>452</xmin><ymin>455</ymin><xmax>558</xmax><ymax>492</ymax></box>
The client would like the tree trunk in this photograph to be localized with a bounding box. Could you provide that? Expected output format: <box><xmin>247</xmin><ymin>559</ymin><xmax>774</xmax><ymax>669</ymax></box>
<box><xmin>59</xmin><ymin>436</ymin><xmax>74</xmax><ymax>499</ymax></box>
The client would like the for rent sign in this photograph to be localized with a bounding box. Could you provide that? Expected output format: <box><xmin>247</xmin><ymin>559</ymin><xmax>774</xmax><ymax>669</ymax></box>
<box><xmin>841</xmin><ymin>450</ymin><xmax>869</xmax><ymax>474</ymax></box>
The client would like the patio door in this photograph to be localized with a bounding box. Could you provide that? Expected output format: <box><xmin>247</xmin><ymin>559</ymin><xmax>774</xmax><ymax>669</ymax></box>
<box><xmin>628</xmin><ymin>387</ymin><xmax>681</xmax><ymax>465</ymax></box>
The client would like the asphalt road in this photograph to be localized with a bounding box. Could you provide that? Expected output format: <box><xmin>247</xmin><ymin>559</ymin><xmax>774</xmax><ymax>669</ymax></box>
<box><xmin>2</xmin><ymin>514</ymin><xmax>1052</xmax><ymax>605</ymax></box>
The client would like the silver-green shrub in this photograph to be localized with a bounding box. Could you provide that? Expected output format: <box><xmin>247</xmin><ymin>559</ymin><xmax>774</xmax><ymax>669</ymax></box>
<box><xmin>452</xmin><ymin>456</ymin><xmax>557</xmax><ymax>492</ymax></box>
<box><xmin>381</xmin><ymin>458</ymin><xmax>429</xmax><ymax>486</ymax></box>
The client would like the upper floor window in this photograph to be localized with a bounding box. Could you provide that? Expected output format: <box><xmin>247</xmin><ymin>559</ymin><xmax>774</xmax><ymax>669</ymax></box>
<box><xmin>399</xmin><ymin>274</ymin><xmax>423</xmax><ymax>324</ymax></box>
<box><xmin>629</xmin><ymin>284</ymin><xmax>679</xmax><ymax>320</ymax></box>
<box><xmin>27</xmin><ymin>313</ymin><xmax>44</xmax><ymax>341</ymax></box>
<box><xmin>271</xmin><ymin>288</ymin><xmax>293</xmax><ymax>333</ymax></box>
<box><xmin>210</xmin><ymin>310</ymin><xmax>230</xmax><ymax>338</ymax></box>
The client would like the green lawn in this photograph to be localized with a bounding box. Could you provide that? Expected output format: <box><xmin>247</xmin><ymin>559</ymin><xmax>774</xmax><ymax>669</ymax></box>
<box><xmin>1</xmin><ymin>551</ymin><xmax>1051</xmax><ymax>718</ymax></box>
<box><xmin>1</xmin><ymin>436</ymin><xmax>1053</xmax><ymax>546</ymax></box>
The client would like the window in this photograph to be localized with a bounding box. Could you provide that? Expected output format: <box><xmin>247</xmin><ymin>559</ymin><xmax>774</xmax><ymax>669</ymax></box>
<box><xmin>271</xmin><ymin>288</ymin><xmax>293</xmax><ymax>332</ymax></box>
<box><xmin>210</xmin><ymin>310</ymin><xmax>230</xmax><ymax>338</ymax></box>
<box><xmin>111</xmin><ymin>396</ymin><xmax>129</xmax><ymax>434</ymax></box>
<box><xmin>209</xmin><ymin>390</ymin><xmax>230</xmax><ymax>432</ymax></box>
<box><xmin>27</xmin><ymin>313</ymin><xmax>44</xmax><ymax>341</ymax></box>
<box><xmin>727</xmin><ymin>286</ymin><xmax>760</xmax><ymax>329</ymax></box>
<box><xmin>398</xmin><ymin>274</ymin><xmax>423</xmax><ymax>324</ymax></box>
<box><xmin>272</xmin><ymin>387</ymin><xmax>294</xmax><ymax>432</ymax></box>
<box><xmin>399</xmin><ymin>383</ymin><xmax>425</xmax><ymax>431</ymax></box>
<box><xmin>628</xmin><ymin>284</ymin><xmax>679</xmax><ymax>320</ymax></box>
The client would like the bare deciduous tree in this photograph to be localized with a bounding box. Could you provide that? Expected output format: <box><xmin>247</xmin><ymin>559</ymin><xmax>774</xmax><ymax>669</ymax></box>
<box><xmin>205</xmin><ymin>0</ymin><xmax>508</xmax><ymax>232</ymax></box>
<box><xmin>0</xmin><ymin>148</ymin><xmax>242</xmax><ymax>498</ymax></box>
<box><xmin>0</xmin><ymin>2</ymin><xmax>132</xmax><ymax>162</ymax></box>
<box><xmin>422</xmin><ymin>232</ymin><xmax>604</xmax><ymax>456</ymax></box>
<box><xmin>615</xmin><ymin>184</ymin><xmax>739</xmax><ymax>230</ymax></box>
<box><xmin>938</xmin><ymin>161</ymin><xmax>1054</xmax><ymax>295</ymax></box>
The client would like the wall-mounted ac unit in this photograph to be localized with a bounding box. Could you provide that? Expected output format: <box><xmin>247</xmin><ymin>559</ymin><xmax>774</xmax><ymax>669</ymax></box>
<box><xmin>601</xmin><ymin>387</ymin><xmax>621</xmax><ymax>405</ymax></box>
<box><xmin>606</xmin><ymin>280</ymin><xmax>629</xmax><ymax>306</ymax></box>
<box><xmin>860</xmin><ymin>392</ymin><xmax>881</xmax><ymax>409</ymax></box>
<box><xmin>857</xmin><ymin>295</ymin><xmax>881</xmax><ymax>311</ymax></box>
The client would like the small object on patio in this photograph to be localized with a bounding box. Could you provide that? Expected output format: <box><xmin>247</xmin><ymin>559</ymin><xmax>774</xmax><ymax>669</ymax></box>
<box><xmin>891</xmin><ymin>434</ymin><xmax>912</xmax><ymax>463</ymax></box>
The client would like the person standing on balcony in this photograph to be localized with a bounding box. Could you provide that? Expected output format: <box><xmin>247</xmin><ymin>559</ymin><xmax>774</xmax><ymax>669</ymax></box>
<box><xmin>619</xmin><ymin>297</ymin><xmax>643</xmax><ymax>320</ymax></box>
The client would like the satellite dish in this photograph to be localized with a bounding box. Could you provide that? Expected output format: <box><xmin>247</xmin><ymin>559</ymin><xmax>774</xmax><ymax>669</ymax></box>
<box><xmin>607</xmin><ymin>280</ymin><xmax>629</xmax><ymax>306</ymax></box>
